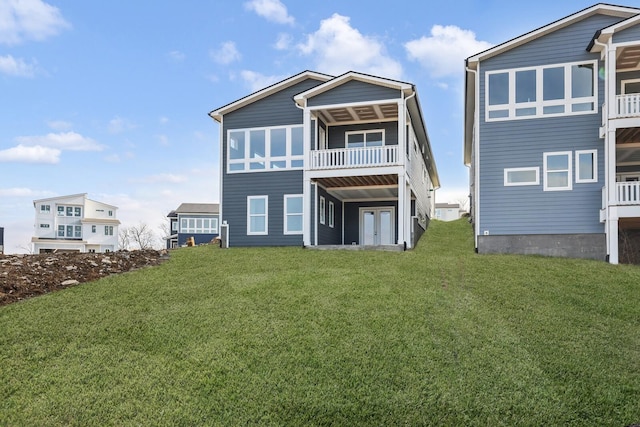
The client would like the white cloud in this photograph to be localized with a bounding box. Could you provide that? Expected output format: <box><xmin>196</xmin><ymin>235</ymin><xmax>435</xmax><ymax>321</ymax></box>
<box><xmin>274</xmin><ymin>33</ymin><xmax>292</xmax><ymax>50</ymax></box>
<box><xmin>240</xmin><ymin>70</ymin><xmax>285</xmax><ymax>92</ymax></box>
<box><xmin>405</xmin><ymin>25</ymin><xmax>493</xmax><ymax>78</ymax></box>
<box><xmin>0</xmin><ymin>0</ymin><xmax>70</xmax><ymax>45</ymax></box>
<box><xmin>0</xmin><ymin>54</ymin><xmax>36</xmax><ymax>77</ymax></box>
<box><xmin>46</xmin><ymin>119</ymin><xmax>72</xmax><ymax>130</ymax></box>
<box><xmin>244</xmin><ymin>0</ymin><xmax>294</xmax><ymax>25</ymax></box>
<box><xmin>0</xmin><ymin>144</ymin><xmax>60</xmax><ymax>163</ymax></box>
<box><xmin>167</xmin><ymin>50</ymin><xmax>185</xmax><ymax>62</ymax></box>
<box><xmin>297</xmin><ymin>14</ymin><xmax>402</xmax><ymax>79</ymax></box>
<box><xmin>16</xmin><ymin>131</ymin><xmax>103</xmax><ymax>151</ymax></box>
<box><xmin>108</xmin><ymin>116</ymin><xmax>136</xmax><ymax>134</ymax></box>
<box><xmin>210</xmin><ymin>41</ymin><xmax>241</xmax><ymax>65</ymax></box>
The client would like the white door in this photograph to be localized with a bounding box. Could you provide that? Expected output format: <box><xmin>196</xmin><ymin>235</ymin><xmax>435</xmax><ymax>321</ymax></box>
<box><xmin>360</xmin><ymin>208</ymin><xmax>394</xmax><ymax>245</ymax></box>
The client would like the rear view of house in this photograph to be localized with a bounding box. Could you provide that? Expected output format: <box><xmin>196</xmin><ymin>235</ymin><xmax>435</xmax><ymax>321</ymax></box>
<box><xmin>465</xmin><ymin>3</ymin><xmax>640</xmax><ymax>263</ymax></box>
<box><xmin>210</xmin><ymin>70</ymin><xmax>439</xmax><ymax>249</ymax></box>
<box><xmin>32</xmin><ymin>193</ymin><xmax>120</xmax><ymax>253</ymax></box>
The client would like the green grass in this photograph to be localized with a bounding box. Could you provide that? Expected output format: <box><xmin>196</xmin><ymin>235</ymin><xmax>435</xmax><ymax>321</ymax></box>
<box><xmin>1</xmin><ymin>219</ymin><xmax>639</xmax><ymax>426</ymax></box>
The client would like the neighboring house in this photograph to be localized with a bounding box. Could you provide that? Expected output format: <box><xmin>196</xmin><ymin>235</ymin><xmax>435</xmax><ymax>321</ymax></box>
<box><xmin>166</xmin><ymin>203</ymin><xmax>220</xmax><ymax>248</ymax></box>
<box><xmin>0</xmin><ymin>226</ymin><xmax>4</xmax><ymax>255</ymax></box>
<box><xmin>209</xmin><ymin>70</ymin><xmax>440</xmax><ymax>249</ymax></box>
<box><xmin>32</xmin><ymin>193</ymin><xmax>120</xmax><ymax>253</ymax></box>
<box><xmin>435</xmin><ymin>203</ymin><xmax>463</xmax><ymax>221</ymax></box>
<box><xmin>464</xmin><ymin>3</ymin><xmax>640</xmax><ymax>263</ymax></box>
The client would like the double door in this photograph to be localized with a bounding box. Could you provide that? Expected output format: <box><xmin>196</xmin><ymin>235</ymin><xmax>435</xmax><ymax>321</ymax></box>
<box><xmin>361</xmin><ymin>207</ymin><xmax>395</xmax><ymax>246</ymax></box>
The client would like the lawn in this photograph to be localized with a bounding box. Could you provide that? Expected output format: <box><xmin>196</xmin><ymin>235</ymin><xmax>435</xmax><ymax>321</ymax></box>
<box><xmin>1</xmin><ymin>219</ymin><xmax>639</xmax><ymax>426</ymax></box>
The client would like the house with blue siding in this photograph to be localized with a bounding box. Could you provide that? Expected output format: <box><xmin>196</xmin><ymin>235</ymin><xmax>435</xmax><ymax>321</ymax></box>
<box><xmin>209</xmin><ymin>71</ymin><xmax>439</xmax><ymax>249</ymax></box>
<box><xmin>166</xmin><ymin>203</ymin><xmax>219</xmax><ymax>248</ymax></box>
<box><xmin>464</xmin><ymin>3</ymin><xmax>640</xmax><ymax>263</ymax></box>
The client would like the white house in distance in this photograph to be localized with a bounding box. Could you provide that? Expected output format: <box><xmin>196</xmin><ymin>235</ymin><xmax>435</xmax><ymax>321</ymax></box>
<box><xmin>32</xmin><ymin>193</ymin><xmax>120</xmax><ymax>253</ymax></box>
<box><xmin>434</xmin><ymin>203</ymin><xmax>464</xmax><ymax>221</ymax></box>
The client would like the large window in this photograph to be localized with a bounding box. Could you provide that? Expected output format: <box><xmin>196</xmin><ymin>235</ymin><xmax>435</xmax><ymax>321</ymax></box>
<box><xmin>504</xmin><ymin>167</ymin><xmax>539</xmax><ymax>186</ymax></box>
<box><xmin>284</xmin><ymin>195</ymin><xmax>303</xmax><ymax>235</ymax></box>
<box><xmin>576</xmin><ymin>150</ymin><xmax>597</xmax><ymax>183</ymax></box>
<box><xmin>544</xmin><ymin>152</ymin><xmax>572</xmax><ymax>191</ymax></box>
<box><xmin>247</xmin><ymin>196</ymin><xmax>268</xmax><ymax>235</ymax></box>
<box><xmin>486</xmin><ymin>60</ymin><xmax>597</xmax><ymax>121</ymax></box>
<box><xmin>228</xmin><ymin>125</ymin><xmax>304</xmax><ymax>173</ymax></box>
<box><xmin>105</xmin><ymin>226</ymin><xmax>114</xmax><ymax>236</ymax></box>
<box><xmin>180</xmin><ymin>217</ymin><xmax>219</xmax><ymax>234</ymax></box>
<box><xmin>346</xmin><ymin>129</ymin><xmax>384</xmax><ymax>147</ymax></box>
<box><xmin>40</xmin><ymin>204</ymin><xmax>50</xmax><ymax>212</ymax></box>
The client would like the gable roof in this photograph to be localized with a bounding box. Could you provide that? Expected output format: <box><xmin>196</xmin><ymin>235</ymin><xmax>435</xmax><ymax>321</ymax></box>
<box><xmin>174</xmin><ymin>203</ymin><xmax>219</xmax><ymax>214</ymax></box>
<box><xmin>464</xmin><ymin>3</ymin><xmax>640</xmax><ymax>165</ymax></box>
<box><xmin>208</xmin><ymin>70</ymin><xmax>332</xmax><ymax>121</ymax></box>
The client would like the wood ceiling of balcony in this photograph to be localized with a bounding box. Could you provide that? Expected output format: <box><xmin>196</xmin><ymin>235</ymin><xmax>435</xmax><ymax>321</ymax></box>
<box><xmin>617</xmin><ymin>46</ymin><xmax>640</xmax><ymax>70</ymax></box>
<box><xmin>616</xmin><ymin>127</ymin><xmax>640</xmax><ymax>145</ymax></box>
<box><xmin>315</xmin><ymin>174</ymin><xmax>398</xmax><ymax>189</ymax></box>
<box><xmin>319</xmin><ymin>103</ymin><xmax>398</xmax><ymax>124</ymax></box>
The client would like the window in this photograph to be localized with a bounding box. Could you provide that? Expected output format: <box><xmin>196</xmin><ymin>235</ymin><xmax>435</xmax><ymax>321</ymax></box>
<box><xmin>284</xmin><ymin>195</ymin><xmax>303</xmax><ymax>235</ymax></box>
<box><xmin>58</xmin><ymin>225</ymin><xmax>64</xmax><ymax>237</ymax></box>
<box><xmin>180</xmin><ymin>217</ymin><xmax>219</xmax><ymax>234</ymax></box>
<box><xmin>328</xmin><ymin>201</ymin><xmax>335</xmax><ymax>228</ymax></box>
<box><xmin>92</xmin><ymin>225</ymin><xmax>96</xmax><ymax>233</ymax></box>
<box><xmin>346</xmin><ymin>129</ymin><xmax>384</xmax><ymax>147</ymax></box>
<box><xmin>57</xmin><ymin>206</ymin><xmax>64</xmax><ymax>216</ymax></box>
<box><xmin>74</xmin><ymin>226</ymin><xmax>82</xmax><ymax>238</ymax></box>
<box><xmin>74</xmin><ymin>207</ymin><xmax>81</xmax><ymax>217</ymax></box>
<box><xmin>319</xmin><ymin>196</ymin><xmax>326</xmax><ymax>225</ymax></box>
<box><xmin>171</xmin><ymin>221</ymin><xmax>177</xmax><ymax>232</ymax></box>
<box><xmin>66</xmin><ymin>225</ymin><xmax>73</xmax><ymax>237</ymax></box>
<box><xmin>486</xmin><ymin>60</ymin><xmax>597</xmax><ymax>121</ymax></box>
<box><xmin>105</xmin><ymin>226</ymin><xmax>114</xmax><ymax>236</ymax></box>
<box><xmin>66</xmin><ymin>207</ymin><xmax>73</xmax><ymax>216</ymax></box>
<box><xmin>40</xmin><ymin>204</ymin><xmax>50</xmax><ymax>212</ymax></box>
<box><xmin>576</xmin><ymin>150</ymin><xmax>597</xmax><ymax>183</ymax></box>
<box><xmin>504</xmin><ymin>167</ymin><xmax>539</xmax><ymax>186</ymax></box>
<box><xmin>108</xmin><ymin>210</ymin><xmax>113</xmax><ymax>217</ymax></box>
<box><xmin>40</xmin><ymin>223</ymin><xmax>50</xmax><ymax>228</ymax></box>
<box><xmin>544</xmin><ymin>152</ymin><xmax>572</xmax><ymax>191</ymax></box>
<box><xmin>228</xmin><ymin>125</ymin><xmax>304</xmax><ymax>173</ymax></box>
<box><xmin>247</xmin><ymin>196</ymin><xmax>268</xmax><ymax>235</ymax></box>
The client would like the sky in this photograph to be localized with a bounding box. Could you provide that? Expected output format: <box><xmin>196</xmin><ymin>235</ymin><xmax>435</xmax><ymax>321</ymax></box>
<box><xmin>2</xmin><ymin>0</ymin><xmax>640</xmax><ymax>253</ymax></box>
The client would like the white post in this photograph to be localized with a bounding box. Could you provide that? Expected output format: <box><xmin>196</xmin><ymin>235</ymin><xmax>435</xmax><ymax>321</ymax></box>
<box><xmin>605</xmin><ymin>46</ymin><xmax>618</xmax><ymax>264</ymax></box>
<box><xmin>397</xmin><ymin>173</ymin><xmax>405</xmax><ymax>247</ymax></box>
<box><xmin>302</xmin><ymin>108</ymin><xmax>312</xmax><ymax>247</ymax></box>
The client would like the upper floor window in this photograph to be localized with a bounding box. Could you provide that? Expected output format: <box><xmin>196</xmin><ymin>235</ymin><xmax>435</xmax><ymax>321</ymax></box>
<box><xmin>486</xmin><ymin>60</ymin><xmax>597</xmax><ymax>122</ymax></box>
<box><xmin>171</xmin><ymin>221</ymin><xmax>178</xmax><ymax>232</ymax></box>
<box><xmin>105</xmin><ymin>226</ymin><xmax>114</xmax><ymax>236</ymax></box>
<box><xmin>108</xmin><ymin>210</ymin><xmax>113</xmax><ymax>217</ymax></box>
<box><xmin>228</xmin><ymin>125</ymin><xmax>303</xmax><ymax>173</ymax></box>
<box><xmin>180</xmin><ymin>217</ymin><xmax>219</xmax><ymax>234</ymax></box>
<box><xmin>40</xmin><ymin>204</ymin><xmax>50</xmax><ymax>212</ymax></box>
<box><xmin>346</xmin><ymin>129</ymin><xmax>384</xmax><ymax>147</ymax></box>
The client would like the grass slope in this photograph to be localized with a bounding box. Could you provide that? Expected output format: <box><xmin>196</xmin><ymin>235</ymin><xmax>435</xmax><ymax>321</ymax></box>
<box><xmin>1</xmin><ymin>220</ymin><xmax>639</xmax><ymax>426</ymax></box>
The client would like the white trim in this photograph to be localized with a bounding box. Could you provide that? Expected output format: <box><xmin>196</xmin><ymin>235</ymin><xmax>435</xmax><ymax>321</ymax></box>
<box><xmin>345</xmin><ymin>129</ymin><xmax>385</xmax><ymax>148</ymax></box>
<box><xmin>359</xmin><ymin>206</ymin><xmax>396</xmax><ymax>246</ymax></box>
<box><xmin>247</xmin><ymin>195</ymin><xmax>268</xmax><ymax>235</ymax></box>
<box><xmin>575</xmin><ymin>150</ymin><xmax>598</xmax><ymax>183</ymax></box>
<box><xmin>283</xmin><ymin>194</ymin><xmax>303</xmax><ymax>235</ymax></box>
<box><xmin>227</xmin><ymin>125</ymin><xmax>304</xmax><ymax>174</ymax></box>
<box><xmin>328</xmin><ymin>201</ymin><xmax>335</xmax><ymax>228</ymax></box>
<box><xmin>485</xmin><ymin>60</ymin><xmax>598</xmax><ymax>122</ymax></box>
<box><xmin>504</xmin><ymin>167</ymin><xmax>540</xmax><ymax>186</ymax></box>
<box><xmin>543</xmin><ymin>151</ymin><xmax>573</xmax><ymax>191</ymax></box>
<box><xmin>319</xmin><ymin>196</ymin><xmax>326</xmax><ymax>225</ymax></box>
<box><xmin>621</xmin><ymin>78</ymin><xmax>640</xmax><ymax>94</ymax></box>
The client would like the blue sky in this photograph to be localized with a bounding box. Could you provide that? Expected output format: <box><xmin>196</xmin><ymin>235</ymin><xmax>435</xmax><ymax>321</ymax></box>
<box><xmin>2</xmin><ymin>0</ymin><xmax>639</xmax><ymax>252</ymax></box>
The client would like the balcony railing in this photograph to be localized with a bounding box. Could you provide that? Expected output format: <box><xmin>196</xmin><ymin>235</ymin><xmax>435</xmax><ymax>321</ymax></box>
<box><xmin>616</xmin><ymin>181</ymin><xmax>640</xmax><ymax>205</ymax></box>
<box><xmin>309</xmin><ymin>145</ymin><xmax>399</xmax><ymax>170</ymax></box>
<box><xmin>616</xmin><ymin>94</ymin><xmax>640</xmax><ymax>118</ymax></box>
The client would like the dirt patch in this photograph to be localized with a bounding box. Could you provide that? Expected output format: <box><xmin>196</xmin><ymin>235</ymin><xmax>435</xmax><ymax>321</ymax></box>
<box><xmin>0</xmin><ymin>249</ymin><xmax>170</xmax><ymax>307</ymax></box>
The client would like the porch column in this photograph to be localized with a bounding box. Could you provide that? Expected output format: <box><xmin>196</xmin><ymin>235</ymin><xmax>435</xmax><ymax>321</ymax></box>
<box><xmin>397</xmin><ymin>173</ymin><xmax>405</xmax><ymax>246</ymax></box>
<box><xmin>607</xmin><ymin>214</ymin><xmax>619</xmax><ymax>264</ymax></box>
<box><xmin>302</xmin><ymin>108</ymin><xmax>312</xmax><ymax>247</ymax></box>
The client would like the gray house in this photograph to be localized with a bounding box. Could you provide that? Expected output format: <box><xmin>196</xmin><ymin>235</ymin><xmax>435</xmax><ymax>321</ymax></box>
<box><xmin>166</xmin><ymin>203</ymin><xmax>220</xmax><ymax>249</ymax></box>
<box><xmin>210</xmin><ymin>71</ymin><xmax>440</xmax><ymax>249</ymax></box>
<box><xmin>0</xmin><ymin>226</ymin><xmax>4</xmax><ymax>255</ymax></box>
<box><xmin>464</xmin><ymin>3</ymin><xmax>640</xmax><ymax>263</ymax></box>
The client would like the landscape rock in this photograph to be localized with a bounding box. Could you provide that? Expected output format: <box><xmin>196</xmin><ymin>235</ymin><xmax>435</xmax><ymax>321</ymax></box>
<box><xmin>0</xmin><ymin>249</ymin><xmax>170</xmax><ymax>306</ymax></box>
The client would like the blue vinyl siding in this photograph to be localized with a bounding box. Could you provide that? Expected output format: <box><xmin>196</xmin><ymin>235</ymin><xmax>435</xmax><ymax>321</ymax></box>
<box><xmin>477</xmin><ymin>14</ymin><xmax>617</xmax><ymax>236</ymax></box>
<box><xmin>317</xmin><ymin>187</ymin><xmax>342</xmax><ymax>245</ymax></box>
<box><xmin>327</xmin><ymin>122</ymin><xmax>398</xmax><ymax>149</ymax></box>
<box><xmin>307</xmin><ymin>80</ymin><xmax>400</xmax><ymax>107</ymax></box>
<box><xmin>613</xmin><ymin>23</ymin><xmax>640</xmax><ymax>44</ymax></box>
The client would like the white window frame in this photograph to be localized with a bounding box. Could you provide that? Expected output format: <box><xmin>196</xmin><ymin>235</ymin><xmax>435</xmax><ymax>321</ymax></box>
<box><xmin>345</xmin><ymin>129</ymin><xmax>385</xmax><ymax>148</ymax></box>
<box><xmin>504</xmin><ymin>167</ymin><xmax>540</xmax><ymax>186</ymax></box>
<box><xmin>328</xmin><ymin>201</ymin><xmax>335</xmax><ymax>228</ymax></box>
<box><xmin>227</xmin><ymin>125</ymin><xmax>304</xmax><ymax>174</ymax></box>
<box><xmin>92</xmin><ymin>225</ymin><xmax>96</xmax><ymax>233</ymax></box>
<box><xmin>486</xmin><ymin>60</ymin><xmax>598</xmax><ymax>122</ymax></box>
<box><xmin>40</xmin><ymin>223</ymin><xmax>50</xmax><ymax>228</ymax></box>
<box><xmin>575</xmin><ymin>149</ymin><xmax>598</xmax><ymax>184</ymax></box>
<box><xmin>284</xmin><ymin>194</ymin><xmax>303</xmax><ymax>235</ymax></box>
<box><xmin>543</xmin><ymin>151</ymin><xmax>573</xmax><ymax>191</ymax></box>
<box><xmin>40</xmin><ymin>204</ymin><xmax>50</xmax><ymax>212</ymax></box>
<box><xmin>622</xmin><ymin>78</ymin><xmax>640</xmax><ymax>94</ymax></box>
<box><xmin>319</xmin><ymin>196</ymin><xmax>326</xmax><ymax>225</ymax></box>
<box><xmin>171</xmin><ymin>221</ymin><xmax>177</xmax><ymax>232</ymax></box>
<box><xmin>247</xmin><ymin>196</ymin><xmax>268</xmax><ymax>235</ymax></box>
<box><xmin>179</xmin><ymin>216</ymin><xmax>219</xmax><ymax>234</ymax></box>
<box><xmin>105</xmin><ymin>225</ymin><xmax>114</xmax><ymax>236</ymax></box>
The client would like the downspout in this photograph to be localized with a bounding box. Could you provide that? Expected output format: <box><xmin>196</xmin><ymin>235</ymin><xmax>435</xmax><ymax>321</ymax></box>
<box><xmin>465</xmin><ymin>64</ymin><xmax>479</xmax><ymax>250</ymax></box>
<box><xmin>593</xmin><ymin>38</ymin><xmax>611</xmax><ymax>261</ymax></box>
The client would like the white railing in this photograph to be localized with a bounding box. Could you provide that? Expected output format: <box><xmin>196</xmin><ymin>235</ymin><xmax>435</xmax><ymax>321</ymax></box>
<box><xmin>616</xmin><ymin>181</ymin><xmax>640</xmax><ymax>205</ymax></box>
<box><xmin>616</xmin><ymin>94</ymin><xmax>640</xmax><ymax>118</ymax></box>
<box><xmin>309</xmin><ymin>145</ymin><xmax>399</xmax><ymax>170</ymax></box>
